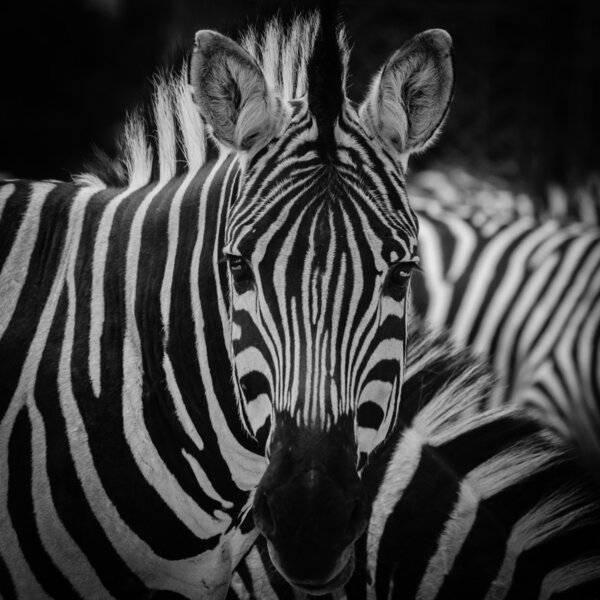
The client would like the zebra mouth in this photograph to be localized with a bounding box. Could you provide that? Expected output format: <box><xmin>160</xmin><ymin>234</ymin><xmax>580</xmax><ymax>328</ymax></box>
<box><xmin>267</xmin><ymin>542</ymin><xmax>355</xmax><ymax>595</ymax></box>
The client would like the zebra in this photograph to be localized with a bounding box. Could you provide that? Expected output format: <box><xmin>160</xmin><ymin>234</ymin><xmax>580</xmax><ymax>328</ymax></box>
<box><xmin>230</xmin><ymin>319</ymin><xmax>600</xmax><ymax>599</ymax></box>
<box><xmin>408</xmin><ymin>193</ymin><xmax>600</xmax><ymax>466</ymax></box>
<box><xmin>0</xmin><ymin>8</ymin><xmax>455</xmax><ymax>599</ymax></box>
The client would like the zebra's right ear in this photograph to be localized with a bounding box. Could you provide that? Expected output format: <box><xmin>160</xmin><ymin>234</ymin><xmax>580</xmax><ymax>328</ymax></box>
<box><xmin>189</xmin><ymin>30</ymin><xmax>284</xmax><ymax>152</ymax></box>
<box><xmin>359</xmin><ymin>29</ymin><xmax>454</xmax><ymax>159</ymax></box>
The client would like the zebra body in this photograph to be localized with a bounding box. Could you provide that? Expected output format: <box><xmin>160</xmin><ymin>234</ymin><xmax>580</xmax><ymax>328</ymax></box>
<box><xmin>0</xmin><ymin>159</ymin><xmax>264</xmax><ymax>598</ymax></box>
<box><xmin>410</xmin><ymin>198</ymin><xmax>600</xmax><ymax>457</ymax></box>
<box><xmin>0</xmin><ymin>9</ymin><xmax>456</xmax><ymax>598</ymax></box>
<box><xmin>230</xmin><ymin>321</ymin><xmax>600</xmax><ymax>599</ymax></box>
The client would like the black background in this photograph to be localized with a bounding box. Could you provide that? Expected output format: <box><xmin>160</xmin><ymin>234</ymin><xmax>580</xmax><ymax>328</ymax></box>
<box><xmin>1</xmin><ymin>0</ymin><xmax>599</xmax><ymax>203</ymax></box>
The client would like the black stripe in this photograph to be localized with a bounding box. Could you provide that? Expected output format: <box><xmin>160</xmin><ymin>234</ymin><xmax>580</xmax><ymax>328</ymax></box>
<box><xmin>553</xmin><ymin>577</ymin><xmax>600</xmax><ymax>600</ymax></box>
<box><xmin>0</xmin><ymin>180</ymin><xmax>33</xmax><ymax>273</ymax></box>
<box><xmin>438</xmin><ymin>459</ymin><xmax>580</xmax><ymax>599</ymax></box>
<box><xmin>39</xmin><ymin>283</ymin><xmax>150</xmax><ymax>597</ymax></box>
<box><xmin>135</xmin><ymin>175</ymin><xmax>227</xmax><ymax>514</ymax></box>
<box><xmin>436</xmin><ymin>416</ymin><xmax>542</xmax><ymax>476</ymax></box>
<box><xmin>167</xmin><ymin>160</ymin><xmax>251</xmax><ymax>508</ymax></box>
<box><xmin>226</xmin><ymin>558</ymin><xmax>253</xmax><ymax>599</ymax></box>
<box><xmin>433</xmin><ymin>499</ymin><xmax>508</xmax><ymax>600</ymax></box>
<box><xmin>8</xmin><ymin>407</ymin><xmax>80</xmax><ymax>599</ymax></box>
<box><xmin>0</xmin><ymin>182</ymin><xmax>74</xmax><ymax>423</ymax></box>
<box><xmin>375</xmin><ymin>449</ymin><xmax>460</xmax><ymax>599</ymax></box>
<box><xmin>0</xmin><ymin>552</ymin><xmax>17</xmax><ymax>600</ymax></box>
<box><xmin>70</xmin><ymin>182</ymin><xmax>210</xmax><ymax>559</ymax></box>
<box><xmin>506</xmin><ymin>521</ymin><xmax>600</xmax><ymax>600</ymax></box>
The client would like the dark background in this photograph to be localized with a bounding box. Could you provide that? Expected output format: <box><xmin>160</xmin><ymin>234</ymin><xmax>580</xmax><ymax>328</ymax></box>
<box><xmin>1</xmin><ymin>0</ymin><xmax>599</xmax><ymax>206</ymax></box>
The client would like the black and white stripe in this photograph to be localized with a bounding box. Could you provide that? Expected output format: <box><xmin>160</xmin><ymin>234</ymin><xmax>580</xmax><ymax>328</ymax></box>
<box><xmin>0</xmin><ymin>10</ymin><xmax>457</xmax><ymax>598</ymax></box>
<box><xmin>230</xmin><ymin>320</ymin><xmax>600</xmax><ymax>600</ymax></box>
<box><xmin>410</xmin><ymin>198</ymin><xmax>600</xmax><ymax>463</ymax></box>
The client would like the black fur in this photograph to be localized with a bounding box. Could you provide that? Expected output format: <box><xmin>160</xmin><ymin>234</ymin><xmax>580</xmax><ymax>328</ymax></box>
<box><xmin>307</xmin><ymin>0</ymin><xmax>344</xmax><ymax>163</ymax></box>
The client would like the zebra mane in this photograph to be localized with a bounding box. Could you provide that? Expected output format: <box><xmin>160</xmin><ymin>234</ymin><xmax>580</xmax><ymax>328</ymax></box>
<box><xmin>75</xmin><ymin>11</ymin><xmax>350</xmax><ymax>190</ymax></box>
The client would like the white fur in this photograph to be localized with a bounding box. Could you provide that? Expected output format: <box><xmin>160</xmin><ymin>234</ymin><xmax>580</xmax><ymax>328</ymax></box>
<box><xmin>121</xmin><ymin>174</ymin><xmax>229</xmax><ymax>537</ymax></box>
<box><xmin>153</xmin><ymin>74</ymin><xmax>178</xmax><ymax>183</ymax></box>
<box><xmin>359</xmin><ymin>30</ymin><xmax>453</xmax><ymax>158</ymax></box>
<box><xmin>175</xmin><ymin>63</ymin><xmax>206</xmax><ymax>171</ymax></box>
<box><xmin>122</xmin><ymin>111</ymin><xmax>153</xmax><ymax>188</ymax></box>
<box><xmin>71</xmin><ymin>172</ymin><xmax>107</xmax><ymax>189</ymax></box>
<box><xmin>189</xmin><ymin>153</ymin><xmax>267</xmax><ymax>491</ymax></box>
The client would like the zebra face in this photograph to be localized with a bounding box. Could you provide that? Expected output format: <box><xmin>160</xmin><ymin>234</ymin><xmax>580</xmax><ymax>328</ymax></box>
<box><xmin>224</xmin><ymin>140</ymin><xmax>418</xmax><ymax>456</ymax></box>
<box><xmin>191</xmin><ymin>18</ymin><xmax>453</xmax><ymax>593</ymax></box>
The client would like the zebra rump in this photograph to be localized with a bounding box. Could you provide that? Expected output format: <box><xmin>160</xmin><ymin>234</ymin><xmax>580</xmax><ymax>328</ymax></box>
<box><xmin>230</xmin><ymin>319</ymin><xmax>600</xmax><ymax>599</ymax></box>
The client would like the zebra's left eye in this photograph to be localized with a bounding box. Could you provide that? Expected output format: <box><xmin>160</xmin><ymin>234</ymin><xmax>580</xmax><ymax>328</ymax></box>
<box><xmin>227</xmin><ymin>256</ymin><xmax>254</xmax><ymax>291</ymax></box>
<box><xmin>385</xmin><ymin>262</ymin><xmax>413</xmax><ymax>299</ymax></box>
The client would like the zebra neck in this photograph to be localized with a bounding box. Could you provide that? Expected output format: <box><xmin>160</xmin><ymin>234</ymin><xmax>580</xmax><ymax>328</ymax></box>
<box><xmin>114</xmin><ymin>151</ymin><xmax>267</xmax><ymax>491</ymax></box>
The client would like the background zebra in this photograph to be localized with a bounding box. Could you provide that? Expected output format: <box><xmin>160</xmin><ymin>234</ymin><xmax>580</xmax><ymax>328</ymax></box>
<box><xmin>407</xmin><ymin>191</ymin><xmax>600</xmax><ymax>468</ymax></box>
<box><xmin>0</xmin><ymin>8</ymin><xmax>456</xmax><ymax>598</ymax></box>
<box><xmin>230</xmin><ymin>319</ymin><xmax>600</xmax><ymax>599</ymax></box>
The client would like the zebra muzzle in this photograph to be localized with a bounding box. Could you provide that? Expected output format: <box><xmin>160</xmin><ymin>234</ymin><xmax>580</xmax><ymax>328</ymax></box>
<box><xmin>252</xmin><ymin>420</ymin><xmax>368</xmax><ymax>592</ymax></box>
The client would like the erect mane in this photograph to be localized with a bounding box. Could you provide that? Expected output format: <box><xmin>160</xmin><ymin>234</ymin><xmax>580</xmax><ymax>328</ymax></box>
<box><xmin>75</xmin><ymin>12</ymin><xmax>350</xmax><ymax>189</ymax></box>
<box><xmin>240</xmin><ymin>11</ymin><xmax>349</xmax><ymax>104</ymax></box>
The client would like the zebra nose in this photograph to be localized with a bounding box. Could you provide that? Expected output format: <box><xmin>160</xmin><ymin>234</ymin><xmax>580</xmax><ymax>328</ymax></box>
<box><xmin>253</xmin><ymin>468</ymin><xmax>368</xmax><ymax>584</ymax></box>
<box><xmin>254</xmin><ymin>468</ymin><xmax>368</xmax><ymax>544</ymax></box>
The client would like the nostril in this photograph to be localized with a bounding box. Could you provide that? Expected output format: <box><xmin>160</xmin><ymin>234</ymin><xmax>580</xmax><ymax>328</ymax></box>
<box><xmin>253</xmin><ymin>492</ymin><xmax>276</xmax><ymax>539</ymax></box>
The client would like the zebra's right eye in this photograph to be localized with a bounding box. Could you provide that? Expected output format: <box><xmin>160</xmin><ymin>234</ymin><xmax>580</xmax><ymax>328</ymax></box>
<box><xmin>227</xmin><ymin>256</ymin><xmax>254</xmax><ymax>291</ymax></box>
<box><xmin>385</xmin><ymin>262</ymin><xmax>413</xmax><ymax>300</ymax></box>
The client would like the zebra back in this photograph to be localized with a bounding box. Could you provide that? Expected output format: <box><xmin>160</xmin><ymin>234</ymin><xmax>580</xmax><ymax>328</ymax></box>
<box><xmin>407</xmin><ymin>191</ymin><xmax>600</xmax><ymax>473</ymax></box>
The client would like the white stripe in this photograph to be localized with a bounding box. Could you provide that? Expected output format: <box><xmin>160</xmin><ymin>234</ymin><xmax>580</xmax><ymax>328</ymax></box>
<box><xmin>471</xmin><ymin>220</ymin><xmax>558</xmax><ymax>355</ymax></box>
<box><xmin>492</xmin><ymin>254</ymin><xmax>559</xmax><ymax>405</ymax></box>
<box><xmin>122</xmin><ymin>178</ymin><xmax>229</xmax><ymax>537</ymax></box>
<box><xmin>40</xmin><ymin>187</ymin><xmax>115</xmax><ymax>597</ymax></box>
<box><xmin>517</xmin><ymin>235</ymin><xmax>594</xmax><ymax>361</ymax></box>
<box><xmin>367</xmin><ymin>428</ymin><xmax>423</xmax><ymax>593</ymax></box>
<box><xmin>191</xmin><ymin>154</ymin><xmax>267</xmax><ymax>491</ymax></box>
<box><xmin>487</xmin><ymin>489</ymin><xmax>599</xmax><ymax>600</ymax></box>
<box><xmin>452</xmin><ymin>218</ymin><xmax>534</xmax><ymax>345</ymax></box>
<box><xmin>89</xmin><ymin>184</ymin><xmax>144</xmax><ymax>397</ymax></box>
<box><xmin>539</xmin><ymin>558</ymin><xmax>600</xmax><ymax>600</ymax></box>
<box><xmin>30</xmin><ymin>400</ymin><xmax>115</xmax><ymax>598</ymax></box>
<box><xmin>0</xmin><ymin>186</ymin><xmax>105</xmax><ymax>599</ymax></box>
<box><xmin>162</xmin><ymin>354</ymin><xmax>206</xmax><ymax>451</ymax></box>
<box><xmin>417</xmin><ymin>482</ymin><xmax>479</xmax><ymax>600</ymax></box>
<box><xmin>181</xmin><ymin>449</ymin><xmax>234</xmax><ymax>510</ymax></box>
<box><xmin>417</xmin><ymin>216</ymin><xmax>453</xmax><ymax>326</ymax></box>
<box><xmin>0</xmin><ymin>406</ymin><xmax>52</xmax><ymax>600</ymax></box>
<box><xmin>0</xmin><ymin>182</ymin><xmax>55</xmax><ymax>339</ymax></box>
<box><xmin>55</xmin><ymin>185</ymin><xmax>238</xmax><ymax>596</ymax></box>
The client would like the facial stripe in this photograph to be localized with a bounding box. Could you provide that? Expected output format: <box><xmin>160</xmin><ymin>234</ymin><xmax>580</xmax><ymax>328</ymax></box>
<box><xmin>227</xmin><ymin>99</ymin><xmax>418</xmax><ymax>451</ymax></box>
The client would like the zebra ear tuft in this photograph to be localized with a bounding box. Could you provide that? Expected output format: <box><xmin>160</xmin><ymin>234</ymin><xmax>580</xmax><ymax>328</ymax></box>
<box><xmin>359</xmin><ymin>29</ymin><xmax>454</xmax><ymax>157</ymax></box>
<box><xmin>190</xmin><ymin>30</ymin><xmax>283</xmax><ymax>152</ymax></box>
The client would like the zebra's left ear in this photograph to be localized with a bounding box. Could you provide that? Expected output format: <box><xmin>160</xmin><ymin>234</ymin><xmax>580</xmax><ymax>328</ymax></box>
<box><xmin>359</xmin><ymin>29</ymin><xmax>454</xmax><ymax>157</ymax></box>
<box><xmin>190</xmin><ymin>30</ymin><xmax>284</xmax><ymax>152</ymax></box>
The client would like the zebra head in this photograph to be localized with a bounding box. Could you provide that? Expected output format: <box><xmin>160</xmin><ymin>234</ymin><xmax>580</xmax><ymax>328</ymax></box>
<box><xmin>190</xmin><ymin>13</ymin><xmax>453</xmax><ymax>594</ymax></box>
